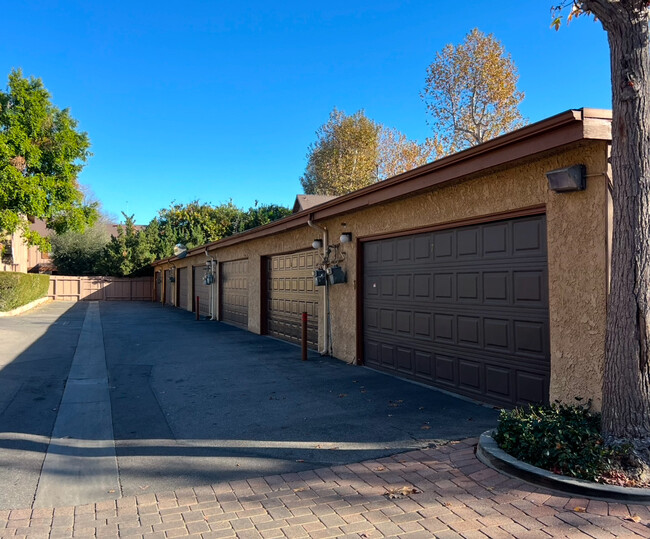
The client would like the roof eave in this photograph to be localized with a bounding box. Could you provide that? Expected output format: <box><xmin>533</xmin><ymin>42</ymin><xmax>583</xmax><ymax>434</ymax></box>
<box><xmin>153</xmin><ymin>108</ymin><xmax>611</xmax><ymax>266</ymax></box>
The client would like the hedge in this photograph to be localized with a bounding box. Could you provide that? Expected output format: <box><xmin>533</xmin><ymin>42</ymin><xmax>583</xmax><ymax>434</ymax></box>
<box><xmin>0</xmin><ymin>272</ymin><xmax>50</xmax><ymax>312</ymax></box>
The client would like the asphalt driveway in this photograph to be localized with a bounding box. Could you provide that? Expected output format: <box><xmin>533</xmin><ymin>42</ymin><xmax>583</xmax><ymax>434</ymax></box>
<box><xmin>0</xmin><ymin>301</ymin><xmax>497</xmax><ymax>509</ymax></box>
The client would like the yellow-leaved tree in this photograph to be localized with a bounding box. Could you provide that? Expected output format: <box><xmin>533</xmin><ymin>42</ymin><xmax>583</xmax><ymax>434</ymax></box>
<box><xmin>421</xmin><ymin>28</ymin><xmax>526</xmax><ymax>154</ymax></box>
<box><xmin>300</xmin><ymin>108</ymin><xmax>440</xmax><ymax>196</ymax></box>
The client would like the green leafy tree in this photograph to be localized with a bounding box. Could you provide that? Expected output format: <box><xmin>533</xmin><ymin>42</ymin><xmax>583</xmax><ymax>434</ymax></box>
<box><xmin>100</xmin><ymin>214</ymin><xmax>153</xmax><ymax>277</ymax></box>
<box><xmin>421</xmin><ymin>28</ymin><xmax>526</xmax><ymax>154</ymax></box>
<box><xmin>0</xmin><ymin>69</ymin><xmax>95</xmax><ymax>250</ymax></box>
<box><xmin>154</xmin><ymin>201</ymin><xmax>243</xmax><ymax>249</ymax></box>
<box><xmin>143</xmin><ymin>217</ymin><xmax>177</xmax><ymax>261</ymax></box>
<box><xmin>552</xmin><ymin>1</ymin><xmax>650</xmax><ymax>451</ymax></box>
<box><xmin>238</xmin><ymin>203</ymin><xmax>293</xmax><ymax>231</ymax></box>
<box><xmin>50</xmin><ymin>221</ymin><xmax>110</xmax><ymax>275</ymax></box>
<box><xmin>300</xmin><ymin>108</ymin><xmax>438</xmax><ymax>196</ymax></box>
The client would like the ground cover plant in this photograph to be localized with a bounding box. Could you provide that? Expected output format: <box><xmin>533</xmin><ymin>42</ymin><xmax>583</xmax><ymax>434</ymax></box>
<box><xmin>494</xmin><ymin>400</ymin><xmax>649</xmax><ymax>487</ymax></box>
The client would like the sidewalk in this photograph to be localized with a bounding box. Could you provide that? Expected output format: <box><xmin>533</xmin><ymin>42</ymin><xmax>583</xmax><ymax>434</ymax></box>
<box><xmin>5</xmin><ymin>438</ymin><xmax>649</xmax><ymax>539</ymax></box>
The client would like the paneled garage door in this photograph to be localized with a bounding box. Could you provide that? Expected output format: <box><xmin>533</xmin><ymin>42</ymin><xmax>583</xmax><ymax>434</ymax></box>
<box><xmin>193</xmin><ymin>266</ymin><xmax>211</xmax><ymax>318</ymax></box>
<box><xmin>164</xmin><ymin>269</ymin><xmax>173</xmax><ymax>305</ymax></box>
<box><xmin>363</xmin><ymin>214</ymin><xmax>550</xmax><ymax>406</ymax></box>
<box><xmin>267</xmin><ymin>251</ymin><xmax>319</xmax><ymax>348</ymax></box>
<box><xmin>155</xmin><ymin>271</ymin><xmax>162</xmax><ymax>302</ymax></box>
<box><xmin>221</xmin><ymin>259</ymin><xmax>248</xmax><ymax>328</ymax></box>
<box><xmin>177</xmin><ymin>267</ymin><xmax>188</xmax><ymax>310</ymax></box>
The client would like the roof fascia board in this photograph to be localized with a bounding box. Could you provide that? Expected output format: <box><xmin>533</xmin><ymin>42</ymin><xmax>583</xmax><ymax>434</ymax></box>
<box><xmin>153</xmin><ymin>109</ymin><xmax>610</xmax><ymax>266</ymax></box>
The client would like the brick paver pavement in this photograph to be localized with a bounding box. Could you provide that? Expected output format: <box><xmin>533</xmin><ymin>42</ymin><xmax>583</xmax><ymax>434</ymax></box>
<box><xmin>4</xmin><ymin>438</ymin><xmax>650</xmax><ymax>538</ymax></box>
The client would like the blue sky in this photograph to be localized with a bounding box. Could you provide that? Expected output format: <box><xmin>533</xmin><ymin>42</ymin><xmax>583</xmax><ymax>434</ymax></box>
<box><xmin>2</xmin><ymin>1</ymin><xmax>611</xmax><ymax>223</ymax></box>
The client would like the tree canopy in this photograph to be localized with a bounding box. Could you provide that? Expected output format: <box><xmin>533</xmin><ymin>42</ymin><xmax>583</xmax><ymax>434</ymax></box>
<box><xmin>300</xmin><ymin>108</ymin><xmax>439</xmax><ymax>196</ymax></box>
<box><xmin>52</xmin><ymin>201</ymin><xmax>293</xmax><ymax>277</ymax></box>
<box><xmin>50</xmin><ymin>221</ymin><xmax>110</xmax><ymax>276</ymax></box>
<box><xmin>421</xmin><ymin>28</ymin><xmax>526</xmax><ymax>154</ymax></box>
<box><xmin>0</xmin><ymin>69</ymin><xmax>95</xmax><ymax>250</ymax></box>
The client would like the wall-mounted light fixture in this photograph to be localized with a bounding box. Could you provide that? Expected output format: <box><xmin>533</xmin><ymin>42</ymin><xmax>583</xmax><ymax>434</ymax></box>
<box><xmin>546</xmin><ymin>165</ymin><xmax>586</xmax><ymax>192</ymax></box>
<box><xmin>339</xmin><ymin>232</ymin><xmax>352</xmax><ymax>244</ymax></box>
<box><xmin>312</xmin><ymin>239</ymin><xmax>323</xmax><ymax>249</ymax></box>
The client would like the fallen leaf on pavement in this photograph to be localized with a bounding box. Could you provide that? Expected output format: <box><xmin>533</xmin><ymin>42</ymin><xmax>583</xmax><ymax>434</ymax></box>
<box><xmin>625</xmin><ymin>514</ymin><xmax>642</xmax><ymax>523</ymax></box>
<box><xmin>373</xmin><ymin>466</ymin><xmax>386</xmax><ymax>472</ymax></box>
<box><xmin>384</xmin><ymin>486</ymin><xmax>420</xmax><ymax>499</ymax></box>
<box><xmin>573</xmin><ymin>507</ymin><xmax>586</xmax><ymax>512</ymax></box>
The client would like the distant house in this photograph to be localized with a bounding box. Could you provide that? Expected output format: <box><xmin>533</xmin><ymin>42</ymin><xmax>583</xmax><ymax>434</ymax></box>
<box><xmin>0</xmin><ymin>219</ymin><xmax>52</xmax><ymax>274</ymax></box>
<box><xmin>0</xmin><ymin>219</ymin><xmax>144</xmax><ymax>274</ymax></box>
<box><xmin>292</xmin><ymin>195</ymin><xmax>338</xmax><ymax>213</ymax></box>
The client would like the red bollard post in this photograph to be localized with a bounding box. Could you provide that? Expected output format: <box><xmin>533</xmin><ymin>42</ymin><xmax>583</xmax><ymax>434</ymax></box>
<box><xmin>196</xmin><ymin>296</ymin><xmax>200</xmax><ymax>321</ymax></box>
<box><xmin>301</xmin><ymin>312</ymin><xmax>308</xmax><ymax>361</ymax></box>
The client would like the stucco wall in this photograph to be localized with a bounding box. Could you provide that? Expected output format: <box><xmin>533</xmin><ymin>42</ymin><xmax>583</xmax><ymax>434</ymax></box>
<box><xmin>157</xmin><ymin>140</ymin><xmax>610</xmax><ymax>408</ymax></box>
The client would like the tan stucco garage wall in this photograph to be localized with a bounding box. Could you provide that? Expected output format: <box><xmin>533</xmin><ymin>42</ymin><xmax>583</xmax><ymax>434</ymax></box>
<box><xmin>158</xmin><ymin>140</ymin><xmax>610</xmax><ymax>409</ymax></box>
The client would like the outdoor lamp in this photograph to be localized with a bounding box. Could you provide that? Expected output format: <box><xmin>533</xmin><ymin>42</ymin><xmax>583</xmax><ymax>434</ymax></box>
<box><xmin>312</xmin><ymin>239</ymin><xmax>323</xmax><ymax>249</ymax></box>
<box><xmin>546</xmin><ymin>165</ymin><xmax>586</xmax><ymax>192</ymax></box>
<box><xmin>339</xmin><ymin>232</ymin><xmax>352</xmax><ymax>244</ymax></box>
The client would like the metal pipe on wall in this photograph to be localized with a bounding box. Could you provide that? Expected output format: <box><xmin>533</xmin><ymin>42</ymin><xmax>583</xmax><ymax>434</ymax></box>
<box><xmin>204</xmin><ymin>248</ymin><xmax>216</xmax><ymax>320</ymax></box>
<box><xmin>307</xmin><ymin>218</ymin><xmax>331</xmax><ymax>356</ymax></box>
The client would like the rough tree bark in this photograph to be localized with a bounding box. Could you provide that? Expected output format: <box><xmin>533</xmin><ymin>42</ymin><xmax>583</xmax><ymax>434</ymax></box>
<box><xmin>582</xmin><ymin>0</ymin><xmax>650</xmax><ymax>444</ymax></box>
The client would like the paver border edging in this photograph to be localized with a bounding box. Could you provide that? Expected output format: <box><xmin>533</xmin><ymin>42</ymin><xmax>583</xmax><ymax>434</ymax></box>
<box><xmin>476</xmin><ymin>429</ymin><xmax>650</xmax><ymax>503</ymax></box>
<box><xmin>0</xmin><ymin>296</ymin><xmax>51</xmax><ymax>317</ymax></box>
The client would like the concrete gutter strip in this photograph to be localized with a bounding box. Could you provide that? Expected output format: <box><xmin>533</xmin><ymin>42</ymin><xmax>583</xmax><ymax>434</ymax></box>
<box><xmin>0</xmin><ymin>297</ymin><xmax>51</xmax><ymax>317</ymax></box>
<box><xmin>33</xmin><ymin>302</ymin><xmax>120</xmax><ymax>508</ymax></box>
<box><xmin>477</xmin><ymin>430</ymin><xmax>650</xmax><ymax>503</ymax></box>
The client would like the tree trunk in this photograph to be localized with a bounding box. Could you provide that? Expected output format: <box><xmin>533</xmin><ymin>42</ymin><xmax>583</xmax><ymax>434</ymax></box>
<box><xmin>585</xmin><ymin>0</ymin><xmax>650</xmax><ymax>443</ymax></box>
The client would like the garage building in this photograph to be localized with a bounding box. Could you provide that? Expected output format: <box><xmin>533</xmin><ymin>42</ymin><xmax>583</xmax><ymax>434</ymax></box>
<box><xmin>154</xmin><ymin>109</ymin><xmax>611</xmax><ymax>409</ymax></box>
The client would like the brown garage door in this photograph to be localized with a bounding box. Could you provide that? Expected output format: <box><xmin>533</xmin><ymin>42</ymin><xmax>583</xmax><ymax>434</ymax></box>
<box><xmin>267</xmin><ymin>251</ymin><xmax>319</xmax><ymax>348</ymax></box>
<box><xmin>221</xmin><ymin>259</ymin><xmax>248</xmax><ymax>328</ymax></box>
<box><xmin>155</xmin><ymin>271</ymin><xmax>162</xmax><ymax>302</ymax></box>
<box><xmin>164</xmin><ymin>270</ymin><xmax>174</xmax><ymax>305</ymax></box>
<box><xmin>193</xmin><ymin>265</ymin><xmax>212</xmax><ymax>318</ymax></box>
<box><xmin>177</xmin><ymin>267</ymin><xmax>188</xmax><ymax>310</ymax></box>
<box><xmin>363</xmin><ymin>214</ymin><xmax>550</xmax><ymax>407</ymax></box>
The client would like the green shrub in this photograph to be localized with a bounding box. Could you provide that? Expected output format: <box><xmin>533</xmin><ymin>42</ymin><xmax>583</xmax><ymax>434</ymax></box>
<box><xmin>493</xmin><ymin>401</ymin><xmax>618</xmax><ymax>481</ymax></box>
<box><xmin>0</xmin><ymin>272</ymin><xmax>50</xmax><ymax>311</ymax></box>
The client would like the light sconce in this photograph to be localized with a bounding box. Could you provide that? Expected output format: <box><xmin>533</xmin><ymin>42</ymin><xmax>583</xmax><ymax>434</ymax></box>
<box><xmin>546</xmin><ymin>165</ymin><xmax>586</xmax><ymax>192</ymax></box>
<box><xmin>312</xmin><ymin>239</ymin><xmax>323</xmax><ymax>250</ymax></box>
<box><xmin>339</xmin><ymin>232</ymin><xmax>352</xmax><ymax>244</ymax></box>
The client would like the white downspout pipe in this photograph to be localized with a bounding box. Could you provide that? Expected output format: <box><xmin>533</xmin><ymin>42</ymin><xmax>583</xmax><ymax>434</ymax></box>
<box><xmin>308</xmin><ymin>218</ymin><xmax>330</xmax><ymax>356</ymax></box>
<box><xmin>205</xmin><ymin>248</ymin><xmax>216</xmax><ymax>320</ymax></box>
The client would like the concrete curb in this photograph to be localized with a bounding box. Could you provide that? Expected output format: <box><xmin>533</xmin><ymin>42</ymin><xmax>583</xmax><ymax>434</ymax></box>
<box><xmin>477</xmin><ymin>429</ymin><xmax>650</xmax><ymax>502</ymax></box>
<box><xmin>0</xmin><ymin>296</ymin><xmax>51</xmax><ymax>317</ymax></box>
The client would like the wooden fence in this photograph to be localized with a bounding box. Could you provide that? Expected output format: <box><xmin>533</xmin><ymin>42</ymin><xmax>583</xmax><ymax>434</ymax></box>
<box><xmin>48</xmin><ymin>276</ymin><xmax>154</xmax><ymax>301</ymax></box>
